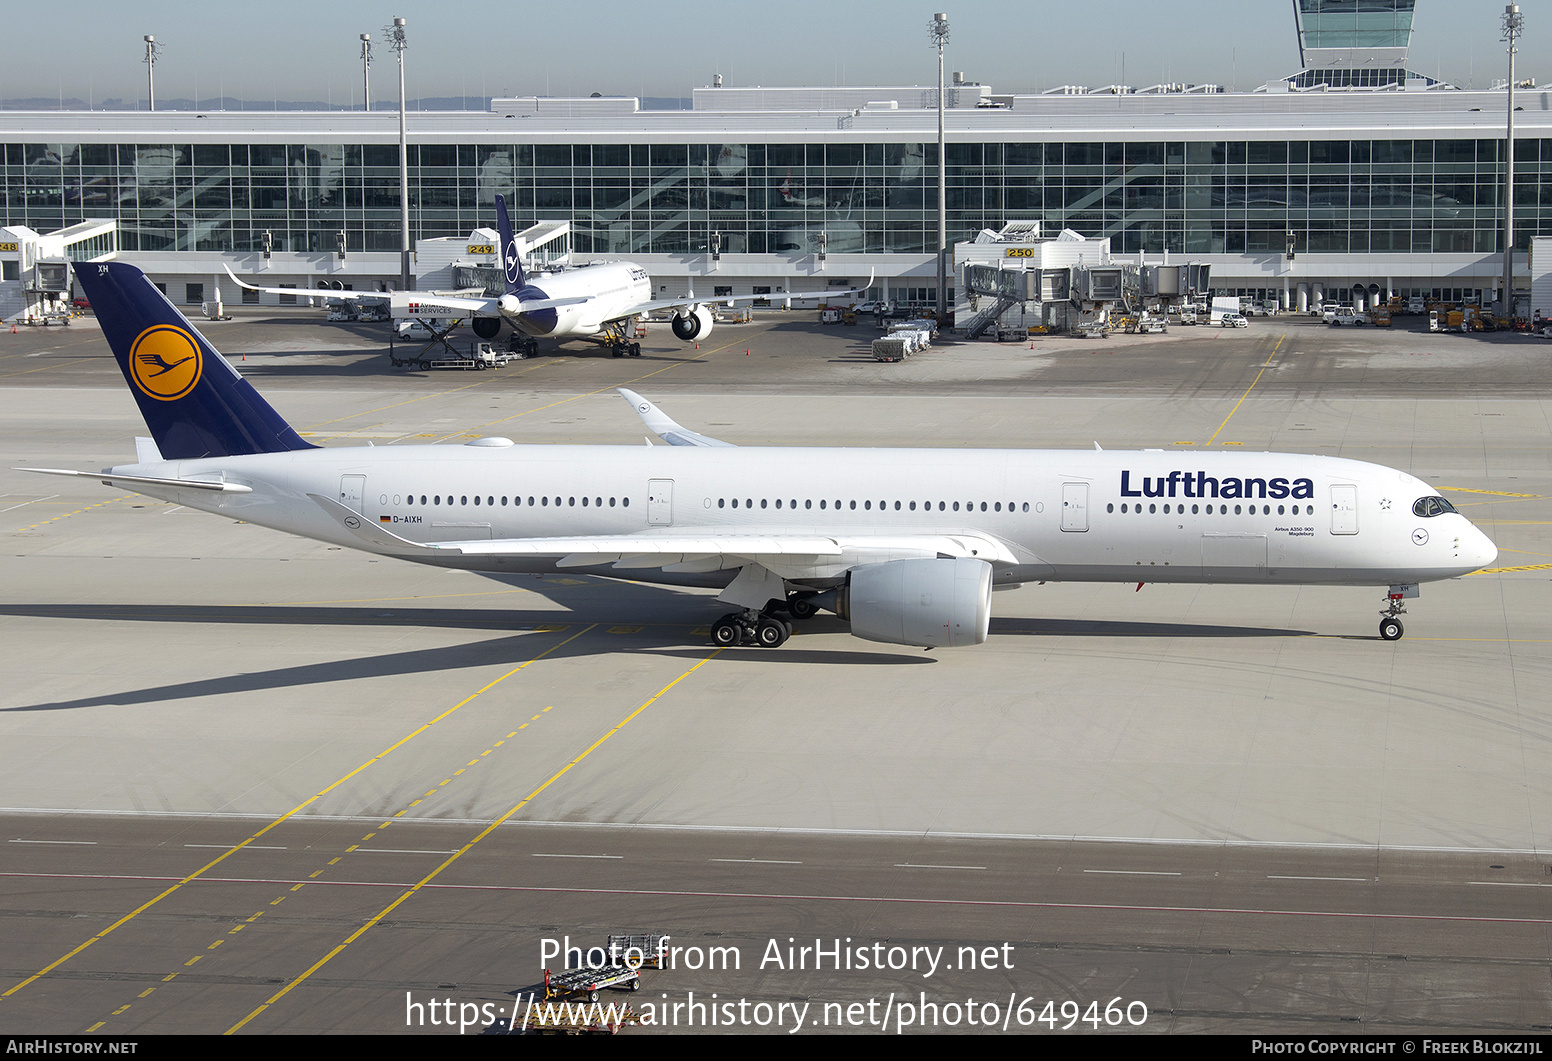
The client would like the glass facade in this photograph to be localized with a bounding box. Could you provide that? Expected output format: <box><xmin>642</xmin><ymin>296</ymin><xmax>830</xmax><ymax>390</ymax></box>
<box><xmin>1297</xmin><ymin>0</ymin><xmax>1416</xmax><ymax>52</ymax></box>
<box><xmin>4</xmin><ymin>135</ymin><xmax>1550</xmax><ymax>258</ymax></box>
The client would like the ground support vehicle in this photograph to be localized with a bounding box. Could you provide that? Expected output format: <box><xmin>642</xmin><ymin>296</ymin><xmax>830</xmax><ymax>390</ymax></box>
<box><xmin>606</xmin><ymin>934</ymin><xmax>671</xmax><ymax>968</ymax></box>
<box><xmin>543</xmin><ymin>965</ymin><xmax>642</xmax><ymax>1002</ymax></box>
<box><xmin>528</xmin><ymin>1002</ymin><xmax>639</xmax><ymax>1035</ymax></box>
<box><xmin>390</xmin><ymin>341</ymin><xmax>518</xmax><ymax>371</ymax></box>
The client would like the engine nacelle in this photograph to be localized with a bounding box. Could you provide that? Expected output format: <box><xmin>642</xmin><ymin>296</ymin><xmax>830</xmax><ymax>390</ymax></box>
<box><xmin>472</xmin><ymin>316</ymin><xmax>502</xmax><ymax>340</ymax></box>
<box><xmin>671</xmin><ymin>305</ymin><xmax>714</xmax><ymax>341</ymax></box>
<box><xmin>835</xmin><ymin>557</ymin><xmax>992</xmax><ymax>648</ymax></box>
<box><xmin>497</xmin><ymin>294</ymin><xmax>521</xmax><ymax>316</ymax></box>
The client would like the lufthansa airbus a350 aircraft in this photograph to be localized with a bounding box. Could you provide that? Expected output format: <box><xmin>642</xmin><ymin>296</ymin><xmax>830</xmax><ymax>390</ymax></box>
<box><xmin>227</xmin><ymin>195</ymin><xmax>872</xmax><ymax>358</ymax></box>
<box><xmin>26</xmin><ymin>262</ymin><xmax>1497</xmax><ymax>648</ymax></box>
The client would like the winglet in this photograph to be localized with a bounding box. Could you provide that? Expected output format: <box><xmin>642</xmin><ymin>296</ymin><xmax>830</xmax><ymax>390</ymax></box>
<box><xmin>617</xmin><ymin>389</ymin><xmax>735</xmax><ymax>448</ymax></box>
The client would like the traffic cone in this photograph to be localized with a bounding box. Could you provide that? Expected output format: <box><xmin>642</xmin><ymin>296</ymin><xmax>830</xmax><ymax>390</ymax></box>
<box><xmin>695</xmin><ymin>342</ymin><xmax>699</xmax><ymax>349</ymax></box>
<box><xmin>745</xmin><ymin>348</ymin><xmax>750</xmax><ymax>356</ymax></box>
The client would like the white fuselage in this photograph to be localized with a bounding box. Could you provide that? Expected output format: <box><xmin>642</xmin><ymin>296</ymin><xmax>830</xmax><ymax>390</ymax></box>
<box><xmin>508</xmin><ymin>262</ymin><xmax>653</xmax><ymax>338</ymax></box>
<box><xmin>109</xmin><ymin>444</ymin><xmax>1497</xmax><ymax>589</ymax></box>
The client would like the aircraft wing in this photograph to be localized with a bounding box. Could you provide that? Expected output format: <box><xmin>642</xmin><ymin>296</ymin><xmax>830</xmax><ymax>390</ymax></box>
<box><xmin>222</xmin><ymin>266</ymin><xmax>495</xmax><ymax>314</ymax></box>
<box><xmin>627</xmin><ymin>269</ymin><xmax>876</xmax><ymax>317</ymax></box>
<box><xmin>310</xmin><ymin>493</ymin><xmax>1017</xmax><ymax>579</ymax></box>
<box><xmin>618</xmin><ymin>388</ymin><xmax>734</xmax><ymax>447</ymax></box>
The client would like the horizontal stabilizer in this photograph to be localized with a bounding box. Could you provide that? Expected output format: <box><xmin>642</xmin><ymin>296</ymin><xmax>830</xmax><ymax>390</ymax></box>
<box><xmin>19</xmin><ymin>467</ymin><xmax>253</xmax><ymax>493</ymax></box>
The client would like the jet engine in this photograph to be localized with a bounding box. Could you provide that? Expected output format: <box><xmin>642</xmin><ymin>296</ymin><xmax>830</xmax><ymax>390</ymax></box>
<box><xmin>825</xmin><ymin>557</ymin><xmax>992</xmax><ymax>648</ymax></box>
<box><xmin>472</xmin><ymin>316</ymin><xmax>502</xmax><ymax>340</ymax></box>
<box><xmin>671</xmin><ymin>305</ymin><xmax>714</xmax><ymax>341</ymax></box>
<box><xmin>497</xmin><ymin>294</ymin><xmax>521</xmax><ymax>316</ymax></box>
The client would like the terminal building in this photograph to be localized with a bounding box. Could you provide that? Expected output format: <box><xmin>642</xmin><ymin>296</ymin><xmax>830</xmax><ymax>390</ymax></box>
<box><xmin>1</xmin><ymin>0</ymin><xmax>1548</xmax><ymax>319</ymax></box>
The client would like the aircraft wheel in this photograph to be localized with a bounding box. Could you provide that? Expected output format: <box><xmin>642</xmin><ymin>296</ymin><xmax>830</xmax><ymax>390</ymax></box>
<box><xmin>1380</xmin><ymin>617</ymin><xmax>1404</xmax><ymax>641</ymax></box>
<box><xmin>611</xmin><ymin>345</ymin><xmax>623</xmax><ymax>358</ymax></box>
<box><xmin>630</xmin><ymin>342</ymin><xmax>641</xmax><ymax>357</ymax></box>
<box><xmin>755</xmin><ymin>617</ymin><xmax>790</xmax><ymax>648</ymax></box>
<box><xmin>711</xmin><ymin>617</ymin><xmax>742</xmax><ymax>647</ymax></box>
<box><xmin>787</xmin><ymin>595</ymin><xmax>819</xmax><ymax>620</ymax></box>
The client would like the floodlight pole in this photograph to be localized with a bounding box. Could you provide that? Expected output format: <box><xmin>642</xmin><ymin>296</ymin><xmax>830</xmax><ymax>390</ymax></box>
<box><xmin>930</xmin><ymin>13</ymin><xmax>950</xmax><ymax>320</ymax></box>
<box><xmin>360</xmin><ymin>34</ymin><xmax>372</xmax><ymax>113</ymax></box>
<box><xmin>390</xmin><ymin>17</ymin><xmax>411</xmax><ymax>291</ymax></box>
<box><xmin>143</xmin><ymin>35</ymin><xmax>159</xmax><ymax>112</ymax></box>
<box><xmin>1502</xmin><ymin>4</ymin><xmax>1522</xmax><ymax>319</ymax></box>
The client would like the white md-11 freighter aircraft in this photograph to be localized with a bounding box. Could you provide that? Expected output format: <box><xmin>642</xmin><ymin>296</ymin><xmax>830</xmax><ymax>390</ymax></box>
<box><xmin>25</xmin><ymin>263</ymin><xmax>1497</xmax><ymax>648</ymax></box>
<box><xmin>227</xmin><ymin>195</ymin><xmax>871</xmax><ymax>358</ymax></box>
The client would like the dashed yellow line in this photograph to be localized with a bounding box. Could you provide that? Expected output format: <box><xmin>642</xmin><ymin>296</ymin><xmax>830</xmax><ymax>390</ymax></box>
<box><xmin>225</xmin><ymin>648</ymin><xmax>721</xmax><ymax>1035</ymax></box>
<box><xmin>1477</xmin><ymin>563</ymin><xmax>1552</xmax><ymax>573</ymax></box>
<box><xmin>14</xmin><ymin>495</ymin><xmax>131</xmax><ymax>532</ymax></box>
<box><xmin>5</xmin><ymin>623</ymin><xmax>595</xmax><ymax>1006</ymax></box>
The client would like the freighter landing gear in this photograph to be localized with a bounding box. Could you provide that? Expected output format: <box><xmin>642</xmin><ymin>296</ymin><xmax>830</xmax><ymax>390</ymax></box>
<box><xmin>1379</xmin><ymin>584</ymin><xmax>1416</xmax><ymax>640</ymax></box>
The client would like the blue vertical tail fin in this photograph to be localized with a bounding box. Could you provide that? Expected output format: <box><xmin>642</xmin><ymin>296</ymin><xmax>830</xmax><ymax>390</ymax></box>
<box><xmin>495</xmin><ymin>194</ymin><xmax>526</xmax><ymax>294</ymax></box>
<box><xmin>74</xmin><ymin>262</ymin><xmax>317</xmax><ymax>460</ymax></box>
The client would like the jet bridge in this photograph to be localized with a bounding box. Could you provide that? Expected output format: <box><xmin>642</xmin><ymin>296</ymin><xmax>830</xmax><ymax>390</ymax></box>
<box><xmin>0</xmin><ymin>219</ymin><xmax>117</xmax><ymax>324</ymax></box>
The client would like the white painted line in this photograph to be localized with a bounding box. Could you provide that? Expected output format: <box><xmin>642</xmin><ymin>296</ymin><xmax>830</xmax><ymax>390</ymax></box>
<box><xmin>356</xmin><ymin>848</ymin><xmax>457</xmax><ymax>855</ymax></box>
<box><xmin>532</xmin><ymin>853</ymin><xmax>622</xmax><ymax>860</ymax></box>
<box><xmin>184</xmin><ymin>844</ymin><xmax>287</xmax><ymax>850</ymax></box>
<box><xmin>9</xmin><ymin>838</ymin><xmax>96</xmax><ymax>845</ymax></box>
<box><xmin>1468</xmin><ymin>881</ymin><xmax>1552</xmax><ymax>888</ymax></box>
<box><xmin>1267</xmin><ymin>875</ymin><xmax>1369</xmax><ymax>882</ymax></box>
<box><xmin>895</xmin><ymin>863</ymin><xmax>986</xmax><ymax>870</ymax></box>
<box><xmin>1083</xmin><ymin>869</ymin><xmax>1182</xmax><ymax>876</ymax></box>
<box><xmin>2</xmin><ymin>494</ymin><xmax>57</xmax><ymax>512</ymax></box>
<box><xmin>710</xmin><ymin>858</ymin><xmax>803</xmax><ymax>865</ymax></box>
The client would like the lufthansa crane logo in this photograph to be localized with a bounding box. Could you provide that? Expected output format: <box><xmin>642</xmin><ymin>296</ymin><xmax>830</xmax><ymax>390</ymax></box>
<box><xmin>128</xmin><ymin>325</ymin><xmax>202</xmax><ymax>401</ymax></box>
<box><xmin>504</xmin><ymin>237</ymin><xmax>522</xmax><ymax>286</ymax></box>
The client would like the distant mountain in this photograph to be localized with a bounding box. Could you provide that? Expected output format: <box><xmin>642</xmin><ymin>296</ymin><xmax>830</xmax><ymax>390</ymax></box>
<box><xmin>1</xmin><ymin>95</ymin><xmax>693</xmax><ymax>112</ymax></box>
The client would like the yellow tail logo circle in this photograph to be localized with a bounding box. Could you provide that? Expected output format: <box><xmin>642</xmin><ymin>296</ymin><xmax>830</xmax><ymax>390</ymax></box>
<box><xmin>129</xmin><ymin>326</ymin><xmax>202</xmax><ymax>401</ymax></box>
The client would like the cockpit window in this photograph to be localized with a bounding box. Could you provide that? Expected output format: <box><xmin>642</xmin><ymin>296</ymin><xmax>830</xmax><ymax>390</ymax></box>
<box><xmin>1412</xmin><ymin>495</ymin><xmax>1457</xmax><ymax>517</ymax></box>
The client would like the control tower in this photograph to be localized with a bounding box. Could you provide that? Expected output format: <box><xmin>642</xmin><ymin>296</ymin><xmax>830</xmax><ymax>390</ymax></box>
<box><xmin>1288</xmin><ymin>0</ymin><xmax>1444</xmax><ymax>89</ymax></box>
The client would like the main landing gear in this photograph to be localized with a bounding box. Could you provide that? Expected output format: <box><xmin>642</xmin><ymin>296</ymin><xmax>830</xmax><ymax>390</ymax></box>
<box><xmin>600</xmin><ymin>320</ymin><xmax>642</xmax><ymax>358</ymax></box>
<box><xmin>709</xmin><ymin>594</ymin><xmax>819</xmax><ymax>648</ymax></box>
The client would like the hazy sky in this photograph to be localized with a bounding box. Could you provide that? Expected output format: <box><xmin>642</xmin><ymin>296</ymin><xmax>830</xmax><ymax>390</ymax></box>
<box><xmin>3</xmin><ymin>0</ymin><xmax>1545</xmax><ymax>107</ymax></box>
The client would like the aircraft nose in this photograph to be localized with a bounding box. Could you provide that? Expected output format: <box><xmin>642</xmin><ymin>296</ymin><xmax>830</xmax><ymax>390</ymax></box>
<box><xmin>1467</xmin><ymin>524</ymin><xmax>1498</xmax><ymax>570</ymax></box>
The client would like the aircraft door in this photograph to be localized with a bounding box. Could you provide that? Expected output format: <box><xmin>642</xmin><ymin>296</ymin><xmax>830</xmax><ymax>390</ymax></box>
<box><xmin>339</xmin><ymin>474</ymin><xmax>366</xmax><ymax>514</ymax></box>
<box><xmin>647</xmin><ymin>479</ymin><xmax>673</xmax><ymax>526</ymax></box>
<box><xmin>1060</xmin><ymin>482</ymin><xmax>1088</xmax><ymax>532</ymax></box>
<box><xmin>1330</xmin><ymin>484</ymin><xmax>1358</xmax><ymax>535</ymax></box>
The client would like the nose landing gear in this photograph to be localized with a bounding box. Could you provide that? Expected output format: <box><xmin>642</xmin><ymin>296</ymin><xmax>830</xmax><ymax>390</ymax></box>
<box><xmin>1379</xmin><ymin>584</ymin><xmax>1416</xmax><ymax>640</ymax></box>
